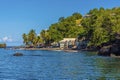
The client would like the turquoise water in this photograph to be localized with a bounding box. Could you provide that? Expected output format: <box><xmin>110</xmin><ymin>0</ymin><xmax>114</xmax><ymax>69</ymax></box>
<box><xmin>0</xmin><ymin>49</ymin><xmax>120</xmax><ymax>80</ymax></box>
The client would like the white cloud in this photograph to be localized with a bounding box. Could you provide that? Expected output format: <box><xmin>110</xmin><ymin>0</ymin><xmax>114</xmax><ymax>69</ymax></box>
<box><xmin>0</xmin><ymin>39</ymin><xmax>2</xmax><ymax>42</ymax></box>
<box><xmin>2</xmin><ymin>37</ymin><xmax>8</xmax><ymax>42</ymax></box>
<box><xmin>2</xmin><ymin>36</ymin><xmax>13</xmax><ymax>42</ymax></box>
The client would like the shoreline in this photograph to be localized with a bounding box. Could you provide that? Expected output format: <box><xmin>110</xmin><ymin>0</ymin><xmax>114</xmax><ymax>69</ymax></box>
<box><xmin>6</xmin><ymin>47</ymin><xmax>120</xmax><ymax>58</ymax></box>
<box><xmin>10</xmin><ymin>47</ymin><xmax>97</xmax><ymax>53</ymax></box>
<box><xmin>22</xmin><ymin>48</ymin><xmax>79</xmax><ymax>52</ymax></box>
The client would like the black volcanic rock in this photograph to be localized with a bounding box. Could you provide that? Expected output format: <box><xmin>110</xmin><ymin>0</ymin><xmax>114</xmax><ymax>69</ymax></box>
<box><xmin>98</xmin><ymin>38</ymin><xmax>120</xmax><ymax>56</ymax></box>
<box><xmin>110</xmin><ymin>44</ymin><xmax>120</xmax><ymax>56</ymax></box>
<box><xmin>98</xmin><ymin>46</ymin><xmax>111</xmax><ymax>56</ymax></box>
<box><xmin>13</xmin><ymin>53</ymin><xmax>23</xmax><ymax>56</ymax></box>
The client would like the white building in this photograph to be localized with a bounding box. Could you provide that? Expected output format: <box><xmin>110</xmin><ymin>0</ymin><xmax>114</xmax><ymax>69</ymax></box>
<box><xmin>59</xmin><ymin>38</ymin><xmax>76</xmax><ymax>49</ymax></box>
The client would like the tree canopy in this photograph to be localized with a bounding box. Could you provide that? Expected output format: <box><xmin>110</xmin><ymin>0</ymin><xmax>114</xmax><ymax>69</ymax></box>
<box><xmin>22</xmin><ymin>7</ymin><xmax>120</xmax><ymax>48</ymax></box>
<box><xmin>81</xmin><ymin>7</ymin><xmax>120</xmax><ymax>46</ymax></box>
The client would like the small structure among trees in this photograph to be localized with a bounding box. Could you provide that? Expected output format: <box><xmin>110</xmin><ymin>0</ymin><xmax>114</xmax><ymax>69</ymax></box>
<box><xmin>22</xmin><ymin>7</ymin><xmax>120</xmax><ymax>51</ymax></box>
<box><xmin>59</xmin><ymin>38</ymin><xmax>76</xmax><ymax>49</ymax></box>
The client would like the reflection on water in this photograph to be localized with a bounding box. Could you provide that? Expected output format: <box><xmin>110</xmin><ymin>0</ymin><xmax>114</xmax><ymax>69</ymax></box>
<box><xmin>95</xmin><ymin>57</ymin><xmax>120</xmax><ymax>80</ymax></box>
<box><xmin>0</xmin><ymin>49</ymin><xmax>120</xmax><ymax>79</ymax></box>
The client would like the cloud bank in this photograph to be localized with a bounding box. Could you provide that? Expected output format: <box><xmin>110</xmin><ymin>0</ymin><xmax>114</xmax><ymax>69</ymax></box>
<box><xmin>0</xmin><ymin>36</ymin><xmax>13</xmax><ymax>42</ymax></box>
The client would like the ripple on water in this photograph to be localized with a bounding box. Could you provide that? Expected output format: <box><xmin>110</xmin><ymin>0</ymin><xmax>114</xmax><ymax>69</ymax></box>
<box><xmin>0</xmin><ymin>49</ymin><xmax>119</xmax><ymax>79</ymax></box>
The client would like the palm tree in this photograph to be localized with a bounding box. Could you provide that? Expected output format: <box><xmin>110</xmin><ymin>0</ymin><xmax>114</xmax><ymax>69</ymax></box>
<box><xmin>37</xmin><ymin>36</ymin><xmax>43</xmax><ymax>44</ymax></box>
<box><xmin>40</xmin><ymin>30</ymin><xmax>51</xmax><ymax>46</ymax></box>
<box><xmin>40</xmin><ymin>30</ymin><xmax>46</xmax><ymax>43</ymax></box>
<box><xmin>28</xmin><ymin>29</ymin><xmax>37</xmax><ymax>46</ymax></box>
<box><xmin>22</xmin><ymin>33</ymin><xmax>28</xmax><ymax>45</ymax></box>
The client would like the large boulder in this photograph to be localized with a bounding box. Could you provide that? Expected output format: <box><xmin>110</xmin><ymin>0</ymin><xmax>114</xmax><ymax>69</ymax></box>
<box><xmin>110</xmin><ymin>44</ymin><xmax>120</xmax><ymax>56</ymax></box>
<box><xmin>98</xmin><ymin>35</ymin><xmax>120</xmax><ymax>56</ymax></box>
<box><xmin>13</xmin><ymin>52</ymin><xmax>23</xmax><ymax>56</ymax></box>
<box><xmin>98</xmin><ymin>39</ymin><xmax>120</xmax><ymax>56</ymax></box>
<box><xmin>98</xmin><ymin>46</ymin><xmax>111</xmax><ymax>56</ymax></box>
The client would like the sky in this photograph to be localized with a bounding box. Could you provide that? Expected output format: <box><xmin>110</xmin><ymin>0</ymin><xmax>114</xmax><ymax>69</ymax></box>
<box><xmin>0</xmin><ymin>0</ymin><xmax>120</xmax><ymax>46</ymax></box>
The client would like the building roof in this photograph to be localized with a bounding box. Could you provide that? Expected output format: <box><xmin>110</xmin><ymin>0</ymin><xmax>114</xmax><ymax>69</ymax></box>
<box><xmin>60</xmin><ymin>38</ymin><xmax>76</xmax><ymax>42</ymax></box>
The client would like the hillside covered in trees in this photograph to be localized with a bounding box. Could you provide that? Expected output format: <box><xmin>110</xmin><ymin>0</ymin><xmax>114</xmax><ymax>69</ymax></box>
<box><xmin>0</xmin><ymin>43</ymin><xmax>6</xmax><ymax>48</ymax></box>
<box><xmin>22</xmin><ymin>7</ymin><xmax>120</xmax><ymax>51</ymax></box>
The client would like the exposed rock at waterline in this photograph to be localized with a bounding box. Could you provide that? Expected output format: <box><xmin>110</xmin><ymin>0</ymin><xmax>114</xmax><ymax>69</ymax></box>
<box><xmin>13</xmin><ymin>53</ymin><xmax>23</xmax><ymax>56</ymax></box>
<box><xmin>98</xmin><ymin>46</ymin><xmax>111</xmax><ymax>56</ymax></box>
<box><xmin>98</xmin><ymin>38</ymin><xmax>120</xmax><ymax>56</ymax></box>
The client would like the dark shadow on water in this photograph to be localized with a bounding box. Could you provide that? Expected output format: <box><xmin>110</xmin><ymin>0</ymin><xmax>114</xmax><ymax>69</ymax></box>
<box><xmin>12</xmin><ymin>54</ymin><xmax>56</xmax><ymax>57</ymax></box>
<box><xmin>27</xmin><ymin>54</ymin><xmax>42</xmax><ymax>56</ymax></box>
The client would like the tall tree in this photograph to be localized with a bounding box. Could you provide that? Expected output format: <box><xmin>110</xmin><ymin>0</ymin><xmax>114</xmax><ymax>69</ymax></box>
<box><xmin>40</xmin><ymin>30</ymin><xmax>51</xmax><ymax>45</ymax></box>
<box><xmin>22</xmin><ymin>33</ymin><xmax>28</xmax><ymax>45</ymax></box>
<box><xmin>28</xmin><ymin>29</ymin><xmax>37</xmax><ymax>45</ymax></box>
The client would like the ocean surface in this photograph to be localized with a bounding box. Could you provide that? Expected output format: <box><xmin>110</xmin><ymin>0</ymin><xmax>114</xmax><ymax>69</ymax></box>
<box><xmin>0</xmin><ymin>49</ymin><xmax>120</xmax><ymax>80</ymax></box>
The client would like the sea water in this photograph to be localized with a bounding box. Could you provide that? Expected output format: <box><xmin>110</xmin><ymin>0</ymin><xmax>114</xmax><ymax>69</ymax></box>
<box><xmin>0</xmin><ymin>49</ymin><xmax>120</xmax><ymax>80</ymax></box>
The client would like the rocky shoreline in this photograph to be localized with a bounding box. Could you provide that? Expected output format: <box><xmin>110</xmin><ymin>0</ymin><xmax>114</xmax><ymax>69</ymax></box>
<box><xmin>98</xmin><ymin>38</ymin><xmax>120</xmax><ymax>57</ymax></box>
<box><xmin>11</xmin><ymin>47</ymin><xmax>79</xmax><ymax>53</ymax></box>
<box><xmin>7</xmin><ymin>37</ymin><xmax>120</xmax><ymax>57</ymax></box>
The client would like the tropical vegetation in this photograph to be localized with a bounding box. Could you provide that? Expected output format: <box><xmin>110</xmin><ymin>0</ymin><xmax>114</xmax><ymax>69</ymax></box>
<box><xmin>0</xmin><ymin>43</ymin><xmax>6</xmax><ymax>48</ymax></box>
<box><xmin>22</xmin><ymin>7</ymin><xmax>120</xmax><ymax>48</ymax></box>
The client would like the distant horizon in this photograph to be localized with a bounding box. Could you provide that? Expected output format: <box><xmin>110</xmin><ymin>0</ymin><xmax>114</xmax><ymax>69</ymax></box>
<box><xmin>0</xmin><ymin>0</ymin><xmax>120</xmax><ymax>46</ymax></box>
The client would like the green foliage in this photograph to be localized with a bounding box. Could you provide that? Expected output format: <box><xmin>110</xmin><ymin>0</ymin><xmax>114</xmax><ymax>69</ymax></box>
<box><xmin>22</xmin><ymin>33</ymin><xmax>28</xmax><ymax>45</ymax></box>
<box><xmin>22</xmin><ymin>7</ymin><xmax>120</xmax><ymax>47</ymax></box>
<box><xmin>0</xmin><ymin>43</ymin><xmax>6</xmax><ymax>48</ymax></box>
<box><xmin>22</xmin><ymin>29</ymin><xmax>43</xmax><ymax>47</ymax></box>
<box><xmin>81</xmin><ymin>7</ymin><xmax>120</xmax><ymax>46</ymax></box>
<box><xmin>40</xmin><ymin>30</ymin><xmax>51</xmax><ymax>45</ymax></box>
<box><xmin>90</xmin><ymin>27</ymin><xmax>109</xmax><ymax>46</ymax></box>
<box><xmin>48</xmin><ymin>12</ymin><xmax>83</xmax><ymax>43</ymax></box>
<box><xmin>28</xmin><ymin>29</ymin><xmax>37</xmax><ymax>45</ymax></box>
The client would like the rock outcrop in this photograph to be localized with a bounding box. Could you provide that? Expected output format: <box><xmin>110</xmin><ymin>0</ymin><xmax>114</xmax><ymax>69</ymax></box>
<box><xmin>98</xmin><ymin>46</ymin><xmax>111</xmax><ymax>56</ymax></box>
<box><xmin>13</xmin><ymin>52</ymin><xmax>23</xmax><ymax>56</ymax></box>
<box><xmin>98</xmin><ymin>38</ymin><xmax>120</xmax><ymax>56</ymax></box>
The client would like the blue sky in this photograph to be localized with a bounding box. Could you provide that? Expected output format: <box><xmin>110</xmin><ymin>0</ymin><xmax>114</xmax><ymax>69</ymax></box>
<box><xmin>0</xmin><ymin>0</ymin><xmax>120</xmax><ymax>46</ymax></box>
